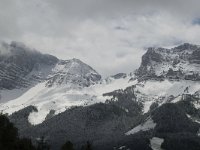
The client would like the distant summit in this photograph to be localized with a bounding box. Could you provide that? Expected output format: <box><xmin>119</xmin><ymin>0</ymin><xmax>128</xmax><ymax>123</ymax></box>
<box><xmin>136</xmin><ymin>43</ymin><xmax>200</xmax><ymax>81</ymax></box>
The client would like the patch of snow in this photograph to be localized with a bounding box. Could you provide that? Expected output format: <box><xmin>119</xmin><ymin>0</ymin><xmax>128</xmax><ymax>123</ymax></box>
<box><xmin>118</xmin><ymin>146</ymin><xmax>126</xmax><ymax>150</ymax></box>
<box><xmin>28</xmin><ymin>108</ymin><xmax>50</xmax><ymax>125</ymax></box>
<box><xmin>125</xmin><ymin>117</ymin><xmax>156</xmax><ymax>135</ymax></box>
<box><xmin>187</xmin><ymin>114</ymin><xmax>200</xmax><ymax>124</ymax></box>
<box><xmin>197</xmin><ymin>129</ymin><xmax>200</xmax><ymax>136</ymax></box>
<box><xmin>136</xmin><ymin>80</ymin><xmax>200</xmax><ymax>97</ymax></box>
<box><xmin>143</xmin><ymin>100</ymin><xmax>155</xmax><ymax>113</ymax></box>
<box><xmin>193</xmin><ymin>101</ymin><xmax>200</xmax><ymax>110</ymax></box>
<box><xmin>135</xmin><ymin>80</ymin><xmax>200</xmax><ymax>113</ymax></box>
<box><xmin>171</xmin><ymin>95</ymin><xmax>182</xmax><ymax>103</ymax></box>
<box><xmin>150</xmin><ymin>137</ymin><xmax>164</xmax><ymax>150</ymax></box>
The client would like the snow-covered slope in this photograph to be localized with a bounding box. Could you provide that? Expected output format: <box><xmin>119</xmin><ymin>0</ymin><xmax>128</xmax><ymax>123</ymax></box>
<box><xmin>2</xmin><ymin>42</ymin><xmax>200</xmax><ymax>126</ymax></box>
<box><xmin>0</xmin><ymin>73</ymin><xmax>137</xmax><ymax>125</ymax></box>
<box><xmin>126</xmin><ymin>117</ymin><xmax>156</xmax><ymax>135</ymax></box>
<box><xmin>0</xmin><ymin>41</ymin><xmax>103</xmax><ymax>124</ymax></box>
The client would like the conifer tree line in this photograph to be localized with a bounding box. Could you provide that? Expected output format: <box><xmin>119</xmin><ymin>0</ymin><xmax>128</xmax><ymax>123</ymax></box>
<box><xmin>0</xmin><ymin>114</ymin><xmax>92</xmax><ymax>150</ymax></box>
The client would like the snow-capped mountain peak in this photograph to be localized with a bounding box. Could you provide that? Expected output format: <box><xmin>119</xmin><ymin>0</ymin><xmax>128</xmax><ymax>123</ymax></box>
<box><xmin>46</xmin><ymin>58</ymin><xmax>101</xmax><ymax>88</ymax></box>
<box><xmin>136</xmin><ymin>43</ymin><xmax>200</xmax><ymax>81</ymax></box>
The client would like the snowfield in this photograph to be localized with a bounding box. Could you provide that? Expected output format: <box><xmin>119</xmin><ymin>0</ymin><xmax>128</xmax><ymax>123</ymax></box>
<box><xmin>150</xmin><ymin>137</ymin><xmax>164</xmax><ymax>150</ymax></box>
<box><xmin>1</xmin><ymin>72</ymin><xmax>200</xmax><ymax>125</ymax></box>
<box><xmin>0</xmin><ymin>76</ymin><xmax>137</xmax><ymax>125</ymax></box>
<box><xmin>125</xmin><ymin>117</ymin><xmax>156</xmax><ymax>135</ymax></box>
<box><xmin>135</xmin><ymin>80</ymin><xmax>200</xmax><ymax>113</ymax></box>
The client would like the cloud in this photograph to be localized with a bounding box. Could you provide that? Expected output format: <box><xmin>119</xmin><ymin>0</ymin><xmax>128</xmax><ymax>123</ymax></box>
<box><xmin>0</xmin><ymin>42</ymin><xmax>11</xmax><ymax>55</ymax></box>
<box><xmin>0</xmin><ymin>0</ymin><xmax>200</xmax><ymax>76</ymax></box>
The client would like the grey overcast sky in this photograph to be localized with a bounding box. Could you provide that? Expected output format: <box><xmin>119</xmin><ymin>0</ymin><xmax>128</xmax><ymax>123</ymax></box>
<box><xmin>1</xmin><ymin>0</ymin><xmax>200</xmax><ymax>76</ymax></box>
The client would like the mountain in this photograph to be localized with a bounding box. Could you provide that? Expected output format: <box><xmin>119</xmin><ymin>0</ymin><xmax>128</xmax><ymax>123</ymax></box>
<box><xmin>136</xmin><ymin>43</ymin><xmax>200</xmax><ymax>81</ymax></box>
<box><xmin>0</xmin><ymin>41</ymin><xmax>102</xmax><ymax>123</ymax></box>
<box><xmin>46</xmin><ymin>58</ymin><xmax>101</xmax><ymax>88</ymax></box>
<box><xmin>1</xmin><ymin>42</ymin><xmax>200</xmax><ymax>149</ymax></box>
<box><xmin>0</xmin><ymin>41</ymin><xmax>101</xmax><ymax>90</ymax></box>
<box><xmin>0</xmin><ymin>41</ymin><xmax>58</xmax><ymax>90</ymax></box>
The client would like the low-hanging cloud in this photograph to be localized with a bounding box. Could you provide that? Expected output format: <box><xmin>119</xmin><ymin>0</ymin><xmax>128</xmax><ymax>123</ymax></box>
<box><xmin>0</xmin><ymin>0</ymin><xmax>200</xmax><ymax>76</ymax></box>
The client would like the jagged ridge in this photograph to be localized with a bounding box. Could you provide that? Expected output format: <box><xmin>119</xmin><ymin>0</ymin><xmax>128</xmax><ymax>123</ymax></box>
<box><xmin>136</xmin><ymin>43</ymin><xmax>200</xmax><ymax>81</ymax></box>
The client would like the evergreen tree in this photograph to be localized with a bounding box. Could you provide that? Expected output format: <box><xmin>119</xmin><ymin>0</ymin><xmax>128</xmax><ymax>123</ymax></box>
<box><xmin>15</xmin><ymin>138</ymin><xmax>36</xmax><ymax>150</ymax></box>
<box><xmin>0</xmin><ymin>114</ymin><xmax>36</xmax><ymax>150</ymax></box>
<box><xmin>36</xmin><ymin>136</ymin><xmax>50</xmax><ymax>150</ymax></box>
<box><xmin>0</xmin><ymin>114</ymin><xmax>18</xmax><ymax>150</ymax></box>
<box><xmin>85</xmin><ymin>141</ymin><xmax>92</xmax><ymax>150</ymax></box>
<box><xmin>61</xmin><ymin>141</ymin><xmax>74</xmax><ymax>150</ymax></box>
<box><xmin>81</xmin><ymin>141</ymin><xmax>92</xmax><ymax>150</ymax></box>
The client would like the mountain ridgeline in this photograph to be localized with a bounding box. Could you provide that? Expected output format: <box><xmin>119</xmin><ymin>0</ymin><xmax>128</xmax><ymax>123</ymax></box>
<box><xmin>0</xmin><ymin>41</ymin><xmax>101</xmax><ymax>91</ymax></box>
<box><xmin>136</xmin><ymin>43</ymin><xmax>200</xmax><ymax>81</ymax></box>
<box><xmin>0</xmin><ymin>41</ymin><xmax>58</xmax><ymax>90</ymax></box>
<box><xmin>1</xmin><ymin>42</ymin><xmax>200</xmax><ymax>150</ymax></box>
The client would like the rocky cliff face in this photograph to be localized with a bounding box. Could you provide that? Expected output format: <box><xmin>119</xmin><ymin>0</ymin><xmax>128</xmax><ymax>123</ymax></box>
<box><xmin>46</xmin><ymin>59</ymin><xmax>101</xmax><ymax>88</ymax></box>
<box><xmin>136</xmin><ymin>43</ymin><xmax>200</xmax><ymax>81</ymax></box>
<box><xmin>0</xmin><ymin>42</ymin><xmax>58</xmax><ymax>90</ymax></box>
<box><xmin>0</xmin><ymin>42</ymin><xmax>101</xmax><ymax>91</ymax></box>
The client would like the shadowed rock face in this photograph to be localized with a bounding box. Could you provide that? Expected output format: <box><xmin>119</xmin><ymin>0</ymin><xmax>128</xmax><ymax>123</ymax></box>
<box><xmin>0</xmin><ymin>42</ymin><xmax>58</xmax><ymax>90</ymax></box>
<box><xmin>111</xmin><ymin>73</ymin><xmax>127</xmax><ymax>79</ymax></box>
<box><xmin>191</xmin><ymin>50</ymin><xmax>200</xmax><ymax>63</ymax></box>
<box><xmin>141</xmin><ymin>47</ymin><xmax>163</xmax><ymax>66</ymax></box>
<box><xmin>174</xmin><ymin>43</ymin><xmax>199</xmax><ymax>51</ymax></box>
<box><xmin>136</xmin><ymin>47</ymin><xmax>163</xmax><ymax>78</ymax></box>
